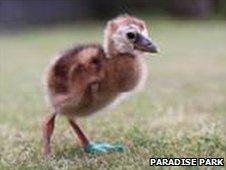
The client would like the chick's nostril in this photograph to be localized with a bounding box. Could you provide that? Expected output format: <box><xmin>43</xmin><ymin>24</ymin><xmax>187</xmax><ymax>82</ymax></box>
<box><xmin>146</xmin><ymin>41</ymin><xmax>151</xmax><ymax>46</ymax></box>
<box><xmin>144</xmin><ymin>38</ymin><xmax>152</xmax><ymax>46</ymax></box>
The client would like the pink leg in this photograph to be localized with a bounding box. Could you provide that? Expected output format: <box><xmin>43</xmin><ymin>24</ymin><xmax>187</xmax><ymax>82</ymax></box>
<box><xmin>42</xmin><ymin>113</ymin><xmax>56</xmax><ymax>158</ymax></box>
<box><xmin>68</xmin><ymin>119</ymin><xmax>89</xmax><ymax>148</ymax></box>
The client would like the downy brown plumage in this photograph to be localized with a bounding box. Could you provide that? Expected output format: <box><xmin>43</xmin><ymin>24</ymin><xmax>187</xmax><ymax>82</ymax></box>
<box><xmin>42</xmin><ymin>15</ymin><xmax>158</xmax><ymax>158</ymax></box>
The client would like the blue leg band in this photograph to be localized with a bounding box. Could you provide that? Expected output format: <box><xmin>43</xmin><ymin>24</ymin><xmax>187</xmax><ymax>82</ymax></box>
<box><xmin>84</xmin><ymin>142</ymin><xmax>125</xmax><ymax>154</ymax></box>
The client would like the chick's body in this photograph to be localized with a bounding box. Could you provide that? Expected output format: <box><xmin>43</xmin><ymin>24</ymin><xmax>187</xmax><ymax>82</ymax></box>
<box><xmin>42</xmin><ymin>15</ymin><xmax>158</xmax><ymax>157</ymax></box>
<box><xmin>45</xmin><ymin>44</ymin><xmax>142</xmax><ymax>117</ymax></box>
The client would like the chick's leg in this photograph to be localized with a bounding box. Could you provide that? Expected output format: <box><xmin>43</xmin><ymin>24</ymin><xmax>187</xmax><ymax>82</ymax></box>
<box><xmin>68</xmin><ymin>118</ymin><xmax>125</xmax><ymax>154</ymax></box>
<box><xmin>68</xmin><ymin>119</ymin><xmax>89</xmax><ymax>148</ymax></box>
<box><xmin>42</xmin><ymin>113</ymin><xmax>56</xmax><ymax>158</ymax></box>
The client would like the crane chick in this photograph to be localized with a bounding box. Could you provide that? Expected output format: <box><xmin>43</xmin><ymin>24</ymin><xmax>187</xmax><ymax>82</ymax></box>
<box><xmin>42</xmin><ymin>15</ymin><xmax>158</xmax><ymax>158</ymax></box>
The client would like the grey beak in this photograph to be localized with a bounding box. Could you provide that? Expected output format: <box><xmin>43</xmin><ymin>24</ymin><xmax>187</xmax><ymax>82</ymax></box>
<box><xmin>134</xmin><ymin>34</ymin><xmax>158</xmax><ymax>53</ymax></box>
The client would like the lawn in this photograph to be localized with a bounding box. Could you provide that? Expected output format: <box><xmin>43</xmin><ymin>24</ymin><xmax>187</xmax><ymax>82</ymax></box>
<box><xmin>0</xmin><ymin>19</ymin><xmax>226</xmax><ymax>169</ymax></box>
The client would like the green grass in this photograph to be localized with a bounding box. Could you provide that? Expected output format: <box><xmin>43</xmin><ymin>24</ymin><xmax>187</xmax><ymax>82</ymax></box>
<box><xmin>0</xmin><ymin>19</ymin><xmax>226</xmax><ymax>169</ymax></box>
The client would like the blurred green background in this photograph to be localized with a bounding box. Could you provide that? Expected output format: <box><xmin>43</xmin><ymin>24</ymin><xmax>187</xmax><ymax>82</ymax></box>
<box><xmin>0</xmin><ymin>1</ymin><xmax>226</xmax><ymax>169</ymax></box>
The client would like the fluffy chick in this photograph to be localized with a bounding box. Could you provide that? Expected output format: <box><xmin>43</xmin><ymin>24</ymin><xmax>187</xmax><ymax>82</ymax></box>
<box><xmin>42</xmin><ymin>15</ymin><xmax>158</xmax><ymax>158</ymax></box>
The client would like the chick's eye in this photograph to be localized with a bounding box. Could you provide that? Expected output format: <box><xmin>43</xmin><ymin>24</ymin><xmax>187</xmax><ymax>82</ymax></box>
<box><xmin>126</xmin><ymin>32</ymin><xmax>136</xmax><ymax>41</ymax></box>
